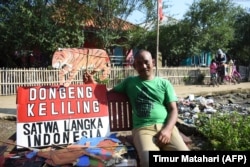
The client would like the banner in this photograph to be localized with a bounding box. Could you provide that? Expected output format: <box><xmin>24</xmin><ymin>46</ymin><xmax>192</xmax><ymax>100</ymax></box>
<box><xmin>16</xmin><ymin>84</ymin><xmax>110</xmax><ymax>148</ymax></box>
<box><xmin>158</xmin><ymin>0</ymin><xmax>164</xmax><ymax>21</ymax></box>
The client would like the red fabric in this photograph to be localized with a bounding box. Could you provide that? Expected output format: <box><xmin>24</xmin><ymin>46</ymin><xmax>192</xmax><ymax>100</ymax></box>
<box><xmin>158</xmin><ymin>0</ymin><xmax>163</xmax><ymax>21</ymax></box>
<box><xmin>0</xmin><ymin>155</ymin><xmax>5</xmax><ymax>166</ymax></box>
<box><xmin>210</xmin><ymin>62</ymin><xmax>217</xmax><ymax>74</ymax></box>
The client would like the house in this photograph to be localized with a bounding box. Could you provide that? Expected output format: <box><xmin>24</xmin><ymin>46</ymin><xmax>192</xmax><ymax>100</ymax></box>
<box><xmin>83</xmin><ymin>17</ymin><xmax>139</xmax><ymax>66</ymax></box>
<box><xmin>181</xmin><ymin>51</ymin><xmax>212</xmax><ymax>67</ymax></box>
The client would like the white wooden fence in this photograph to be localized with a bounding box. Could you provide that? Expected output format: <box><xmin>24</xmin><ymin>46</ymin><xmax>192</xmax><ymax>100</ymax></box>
<box><xmin>0</xmin><ymin>66</ymin><xmax>248</xmax><ymax>96</ymax></box>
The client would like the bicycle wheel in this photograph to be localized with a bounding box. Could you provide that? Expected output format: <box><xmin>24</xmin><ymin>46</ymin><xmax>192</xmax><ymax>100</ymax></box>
<box><xmin>233</xmin><ymin>74</ymin><xmax>241</xmax><ymax>83</ymax></box>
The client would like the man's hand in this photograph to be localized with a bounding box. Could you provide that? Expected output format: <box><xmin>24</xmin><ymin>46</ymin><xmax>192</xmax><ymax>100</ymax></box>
<box><xmin>159</xmin><ymin>128</ymin><xmax>172</xmax><ymax>143</ymax></box>
<box><xmin>154</xmin><ymin>128</ymin><xmax>172</xmax><ymax>147</ymax></box>
<box><xmin>83</xmin><ymin>72</ymin><xmax>97</xmax><ymax>84</ymax></box>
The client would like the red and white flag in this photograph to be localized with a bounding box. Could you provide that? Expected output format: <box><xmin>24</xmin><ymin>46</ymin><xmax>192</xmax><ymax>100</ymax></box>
<box><xmin>158</xmin><ymin>0</ymin><xmax>164</xmax><ymax>21</ymax></box>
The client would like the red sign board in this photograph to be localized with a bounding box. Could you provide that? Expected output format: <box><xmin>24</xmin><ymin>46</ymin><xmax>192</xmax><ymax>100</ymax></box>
<box><xmin>16</xmin><ymin>84</ymin><xmax>110</xmax><ymax>148</ymax></box>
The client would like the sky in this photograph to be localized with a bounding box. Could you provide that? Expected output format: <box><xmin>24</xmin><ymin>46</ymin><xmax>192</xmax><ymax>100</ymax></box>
<box><xmin>128</xmin><ymin>0</ymin><xmax>250</xmax><ymax>24</ymax></box>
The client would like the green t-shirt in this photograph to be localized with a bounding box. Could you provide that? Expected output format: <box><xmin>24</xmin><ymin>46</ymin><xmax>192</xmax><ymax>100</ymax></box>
<box><xmin>113</xmin><ymin>76</ymin><xmax>178</xmax><ymax>129</ymax></box>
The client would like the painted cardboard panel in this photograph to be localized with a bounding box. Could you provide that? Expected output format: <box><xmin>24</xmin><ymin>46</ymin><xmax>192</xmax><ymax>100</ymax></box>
<box><xmin>16</xmin><ymin>84</ymin><xmax>110</xmax><ymax>148</ymax></box>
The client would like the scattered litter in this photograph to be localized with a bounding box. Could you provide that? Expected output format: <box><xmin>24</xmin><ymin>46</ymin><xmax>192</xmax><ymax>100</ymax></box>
<box><xmin>177</xmin><ymin>93</ymin><xmax>250</xmax><ymax>126</ymax></box>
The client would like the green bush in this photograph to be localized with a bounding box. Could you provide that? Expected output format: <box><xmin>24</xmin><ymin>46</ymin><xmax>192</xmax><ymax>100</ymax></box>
<box><xmin>183</xmin><ymin>76</ymin><xmax>191</xmax><ymax>85</ymax></box>
<box><xmin>196</xmin><ymin>73</ymin><xmax>205</xmax><ymax>84</ymax></box>
<box><xmin>195</xmin><ymin>112</ymin><xmax>250</xmax><ymax>150</ymax></box>
<box><xmin>94</xmin><ymin>75</ymin><xmax>109</xmax><ymax>84</ymax></box>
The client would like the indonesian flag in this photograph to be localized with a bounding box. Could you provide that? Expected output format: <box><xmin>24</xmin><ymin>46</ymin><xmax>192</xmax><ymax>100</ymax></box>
<box><xmin>158</xmin><ymin>0</ymin><xmax>164</xmax><ymax>21</ymax></box>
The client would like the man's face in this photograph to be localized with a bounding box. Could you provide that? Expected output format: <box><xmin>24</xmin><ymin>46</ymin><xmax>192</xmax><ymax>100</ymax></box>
<box><xmin>133</xmin><ymin>51</ymin><xmax>154</xmax><ymax>79</ymax></box>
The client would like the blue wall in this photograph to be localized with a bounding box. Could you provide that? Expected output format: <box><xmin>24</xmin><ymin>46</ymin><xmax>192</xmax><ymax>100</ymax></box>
<box><xmin>181</xmin><ymin>51</ymin><xmax>212</xmax><ymax>66</ymax></box>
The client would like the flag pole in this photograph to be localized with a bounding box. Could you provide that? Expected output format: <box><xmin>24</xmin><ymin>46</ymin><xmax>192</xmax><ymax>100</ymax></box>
<box><xmin>156</xmin><ymin>0</ymin><xmax>160</xmax><ymax>76</ymax></box>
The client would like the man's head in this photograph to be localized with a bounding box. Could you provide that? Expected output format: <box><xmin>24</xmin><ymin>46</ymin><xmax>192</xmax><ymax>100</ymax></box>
<box><xmin>133</xmin><ymin>50</ymin><xmax>154</xmax><ymax>80</ymax></box>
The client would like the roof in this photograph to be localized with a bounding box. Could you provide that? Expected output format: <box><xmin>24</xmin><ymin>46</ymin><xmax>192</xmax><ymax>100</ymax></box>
<box><xmin>84</xmin><ymin>17</ymin><xmax>138</xmax><ymax>31</ymax></box>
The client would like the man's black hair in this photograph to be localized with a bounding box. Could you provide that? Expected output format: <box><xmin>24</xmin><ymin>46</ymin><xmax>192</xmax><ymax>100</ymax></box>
<box><xmin>134</xmin><ymin>49</ymin><xmax>147</xmax><ymax>58</ymax></box>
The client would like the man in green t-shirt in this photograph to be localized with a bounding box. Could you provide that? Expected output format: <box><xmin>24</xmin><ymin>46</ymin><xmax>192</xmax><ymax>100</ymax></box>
<box><xmin>84</xmin><ymin>49</ymin><xmax>189</xmax><ymax>167</ymax></box>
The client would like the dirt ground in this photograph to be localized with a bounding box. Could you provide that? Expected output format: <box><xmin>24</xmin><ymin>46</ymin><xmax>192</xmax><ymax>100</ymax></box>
<box><xmin>0</xmin><ymin>120</ymin><xmax>16</xmax><ymax>143</ymax></box>
<box><xmin>0</xmin><ymin>82</ymin><xmax>249</xmax><ymax>151</ymax></box>
<box><xmin>173</xmin><ymin>82</ymin><xmax>250</xmax><ymax>98</ymax></box>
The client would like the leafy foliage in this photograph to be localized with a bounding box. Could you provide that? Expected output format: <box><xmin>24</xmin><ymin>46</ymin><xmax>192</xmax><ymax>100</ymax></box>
<box><xmin>229</xmin><ymin>12</ymin><xmax>250</xmax><ymax>66</ymax></box>
<box><xmin>195</xmin><ymin>112</ymin><xmax>250</xmax><ymax>150</ymax></box>
<box><xmin>0</xmin><ymin>0</ymin><xmax>85</xmax><ymax>67</ymax></box>
<box><xmin>83</xmin><ymin>0</ymin><xmax>161</xmax><ymax>50</ymax></box>
<box><xmin>0</xmin><ymin>0</ymin><xmax>160</xmax><ymax>67</ymax></box>
<box><xmin>184</xmin><ymin>0</ymin><xmax>237</xmax><ymax>53</ymax></box>
<box><xmin>139</xmin><ymin>0</ymin><xmax>249</xmax><ymax>66</ymax></box>
<box><xmin>0</xmin><ymin>0</ymin><xmax>249</xmax><ymax>67</ymax></box>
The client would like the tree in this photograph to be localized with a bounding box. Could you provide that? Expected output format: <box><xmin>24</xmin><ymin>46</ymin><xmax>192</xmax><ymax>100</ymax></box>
<box><xmin>160</xmin><ymin>21</ymin><xmax>196</xmax><ymax>66</ymax></box>
<box><xmin>0</xmin><ymin>0</ymin><xmax>158</xmax><ymax>67</ymax></box>
<box><xmin>0</xmin><ymin>0</ymin><xmax>85</xmax><ymax>67</ymax></box>
<box><xmin>229</xmin><ymin>12</ymin><xmax>250</xmax><ymax>66</ymax></box>
<box><xmin>140</xmin><ymin>0</ymin><xmax>247</xmax><ymax>66</ymax></box>
<box><xmin>183</xmin><ymin>0</ymin><xmax>242</xmax><ymax>55</ymax></box>
<box><xmin>79</xmin><ymin>0</ymin><xmax>161</xmax><ymax>50</ymax></box>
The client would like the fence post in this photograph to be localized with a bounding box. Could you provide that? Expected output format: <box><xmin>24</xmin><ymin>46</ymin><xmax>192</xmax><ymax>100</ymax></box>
<box><xmin>0</xmin><ymin>68</ymin><xmax>2</xmax><ymax>95</ymax></box>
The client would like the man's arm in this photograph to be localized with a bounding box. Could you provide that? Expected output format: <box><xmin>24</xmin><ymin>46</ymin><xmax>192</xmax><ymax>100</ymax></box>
<box><xmin>157</xmin><ymin>102</ymin><xmax>178</xmax><ymax>144</ymax></box>
<box><xmin>164</xmin><ymin>102</ymin><xmax>178</xmax><ymax>130</ymax></box>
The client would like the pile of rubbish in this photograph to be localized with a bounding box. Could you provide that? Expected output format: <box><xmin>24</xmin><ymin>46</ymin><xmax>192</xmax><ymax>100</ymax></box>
<box><xmin>177</xmin><ymin>93</ymin><xmax>250</xmax><ymax>126</ymax></box>
<box><xmin>3</xmin><ymin>134</ymin><xmax>134</xmax><ymax>167</ymax></box>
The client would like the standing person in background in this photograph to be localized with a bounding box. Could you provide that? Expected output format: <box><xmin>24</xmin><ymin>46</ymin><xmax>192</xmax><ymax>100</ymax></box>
<box><xmin>209</xmin><ymin>59</ymin><xmax>219</xmax><ymax>87</ymax></box>
<box><xmin>215</xmin><ymin>49</ymin><xmax>227</xmax><ymax>84</ymax></box>
<box><xmin>215</xmin><ymin>49</ymin><xmax>227</xmax><ymax>64</ymax></box>
<box><xmin>227</xmin><ymin>54</ymin><xmax>236</xmax><ymax>84</ymax></box>
<box><xmin>83</xmin><ymin>50</ymin><xmax>189</xmax><ymax>167</ymax></box>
